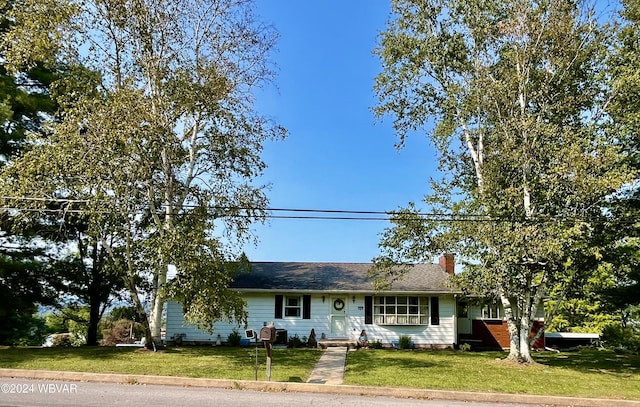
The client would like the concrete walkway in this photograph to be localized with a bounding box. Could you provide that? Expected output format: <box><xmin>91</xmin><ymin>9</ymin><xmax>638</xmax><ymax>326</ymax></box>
<box><xmin>306</xmin><ymin>347</ymin><xmax>348</xmax><ymax>385</ymax></box>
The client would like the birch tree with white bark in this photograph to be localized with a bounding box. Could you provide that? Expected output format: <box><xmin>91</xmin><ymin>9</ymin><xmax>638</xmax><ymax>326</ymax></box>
<box><xmin>1</xmin><ymin>0</ymin><xmax>284</xmax><ymax>348</ymax></box>
<box><xmin>371</xmin><ymin>0</ymin><xmax>635</xmax><ymax>362</ymax></box>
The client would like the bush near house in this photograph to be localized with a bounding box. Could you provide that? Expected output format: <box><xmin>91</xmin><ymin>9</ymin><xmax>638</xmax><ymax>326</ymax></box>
<box><xmin>287</xmin><ymin>334</ymin><xmax>306</xmax><ymax>348</ymax></box>
<box><xmin>398</xmin><ymin>335</ymin><xmax>413</xmax><ymax>349</ymax></box>
<box><xmin>227</xmin><ymin>329</ymin><xmax>242</xmax><ymax>347</ymax></box>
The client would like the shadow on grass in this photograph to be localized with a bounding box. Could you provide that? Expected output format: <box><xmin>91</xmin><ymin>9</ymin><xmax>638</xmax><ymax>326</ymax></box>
<box><xmin>348</xmin><ymin>348</ymin><xmax>639</xmax><ymax>377</ymax></box>
<box><xmin>346</xmin><ymin>349</ymin><xmax>437</xmax><ymax>374</ymax></box>
<box><xmin>533</xmin><ymin>348</ymin><xmax>640</xmax><ymax>376</ymax></box>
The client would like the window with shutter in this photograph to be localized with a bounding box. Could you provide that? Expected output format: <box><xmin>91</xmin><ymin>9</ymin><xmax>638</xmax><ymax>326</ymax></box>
<box><xmin>274</xmin><ymin>295</ymin><xmax>283</xmax><ymax>319</ymax></box>
<box><xmin>431</xmin><ymin>297</ymin><xmax>440</xmax><ymax>325</ymax></box>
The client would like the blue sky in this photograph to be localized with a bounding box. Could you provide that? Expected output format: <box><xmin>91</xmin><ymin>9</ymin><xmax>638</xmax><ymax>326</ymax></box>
<box><xmin>242</xmin><ymin>0</ymin><xmax>440</xmax><ymax>263</ymax></box>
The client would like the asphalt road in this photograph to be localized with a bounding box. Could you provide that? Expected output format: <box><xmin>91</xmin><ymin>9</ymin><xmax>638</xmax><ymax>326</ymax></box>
<box><xmin>0</xmin><ymin>378</ymin><xmax>532</xmax><ymax>407</ymax></box>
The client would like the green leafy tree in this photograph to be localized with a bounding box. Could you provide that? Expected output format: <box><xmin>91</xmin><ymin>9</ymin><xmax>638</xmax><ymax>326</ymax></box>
<box><xmin>372</xmin><ymin>0</ymin><xmax>635</xmax><ymax>363</ymax></box>
<box><xmin>1</xmin><ymin>0</ymin><xmax>126</xmax><ymax>347</ymax></box>
<box><xmin>0</xmin><ymin>253</ymin><xmax>56</xmax><ymax>345</ymax></box>
<box><xmin>0</xmin><ymin>0</ymin><xmax>62</xmax><ymax>162</ymax></box>
<box><xmin>44</xmin><ymin>305</ymin><xmax>91</xmax><ymax>346</ymax></box>
<box><xmin>0</xmin><ymin>0</ymin><xmax>68</xmax><ymax>346</ymax></box>
<box><xmin>48</xmin><ymin>234</ymin><xmax>126</xmax><ymax>346</ymax></box>
<box><xmin>1</xmin><ymin>0</ymin><xmax>285</xmax><ymax>348</ymax></box>
<box><xmin>603</xmin><ymin>0</ymin><xmax>640</xmax><ymax>311</ymax></box>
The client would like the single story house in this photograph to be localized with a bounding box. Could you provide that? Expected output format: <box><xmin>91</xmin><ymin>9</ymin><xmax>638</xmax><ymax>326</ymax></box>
<box><xmin>165</xmin><ymin>255</ymin><xmax>545</xmax><ymax>349</ymax></box>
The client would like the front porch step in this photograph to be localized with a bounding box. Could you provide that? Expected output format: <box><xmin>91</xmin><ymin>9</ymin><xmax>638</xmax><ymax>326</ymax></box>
<box><xmin>317</xmin><ymin>339</ymin><xmax>356</xmax><ymax>349</ymax></box>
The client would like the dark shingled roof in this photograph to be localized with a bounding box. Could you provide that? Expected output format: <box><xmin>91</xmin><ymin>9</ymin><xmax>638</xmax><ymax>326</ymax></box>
<box><xmin>230</xmin><ymin>262</ymin><xmax>458</xmax><ymax>293</ymax></box>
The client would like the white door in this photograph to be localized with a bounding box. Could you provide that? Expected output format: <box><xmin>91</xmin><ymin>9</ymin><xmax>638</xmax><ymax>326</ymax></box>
<box><xmin>330</xmin><ymin>296</ymin><xmax>348</xmax><ymax>337</ymax></box>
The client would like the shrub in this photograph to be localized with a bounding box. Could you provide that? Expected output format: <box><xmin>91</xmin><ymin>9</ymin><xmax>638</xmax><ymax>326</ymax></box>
<box><xmin>307</xmin><ymin>329</ymin><xmax>317</xmax><ymax>348</ymax></box>
<box><xmin>399</xmin><ymin>335</ymin><xmax>413</xmax><ymax>350</ymax></box>
<box><xmin>52</xmin><ymin>333</ymin><xmax>73</xmax><ymax>347</ymax></box>
<box><xmin>227</xmin><ymin>329</ymin><xmax>242</xmax><ymax>347</ymax></box>
<box><xmin>369</xmin><ymin>339</ymin><xmax>384</xmax><ymax>349</ymax></box>
<box><xmin>602</xmin><ymin>324</ymin><xmax>640</xmax><ymax>354</ymax></box>
<box><xmin>459</xmin><ymin>342</ymin><xmax>472</xmax><ymax>352</ymax></box>
<box><xmin>14</xmin><ymin>316</ymin><xmax>48</xmax><ymax>346</ymax></box>
<box><xmin>101</xmin><ymin>319</ymin><xmax>144</xmax><ymax>346</ymax></box>
<box><xmin>287</xmin><ymin>334</ymin><xmax>306</xmax><ymax>348</ymax></box>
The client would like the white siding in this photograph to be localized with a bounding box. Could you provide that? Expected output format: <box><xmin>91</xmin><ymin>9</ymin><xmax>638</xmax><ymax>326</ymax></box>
<box><xmin>166</xmin><ymin>293</ymin><xmax>457</xmax><ymax>346</ymax></box>
<box><xmin>166</xmin><ymin>294</ymin><xmax>329</xmax><ymax>343</ymax></box>
<box><xmin>357</xmin><ymin>294</ymin><xmax>456</xmax><ymax>346</ymax></box>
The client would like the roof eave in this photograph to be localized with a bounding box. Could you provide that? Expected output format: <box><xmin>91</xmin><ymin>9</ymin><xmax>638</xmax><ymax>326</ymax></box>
<box><xmin>234</xmin><ymin>288</ymin><xmax>461</xmax><ymax>295</ymax></box>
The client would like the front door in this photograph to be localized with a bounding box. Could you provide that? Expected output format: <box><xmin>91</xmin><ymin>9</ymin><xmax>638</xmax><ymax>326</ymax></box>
<box><xmin>330</xmin><ymin>296</ymin><xmax>348</xmax><ymax>338</ymax></box>
<box><xmin>457</xmin><ymin>300</ymin><xmax>472</xmax><ymax>335</ymax></box>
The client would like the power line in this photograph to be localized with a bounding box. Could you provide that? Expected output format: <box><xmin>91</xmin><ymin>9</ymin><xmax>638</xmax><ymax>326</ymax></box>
<box><xmin>0</xmin><ymin>195</ymin><xmax>492</xmax><ymax>221</ymax></box>
<box><xmin>0</xmin><ymin>195</ymin><xmax>632</xmax><ymax>224</ymax></box>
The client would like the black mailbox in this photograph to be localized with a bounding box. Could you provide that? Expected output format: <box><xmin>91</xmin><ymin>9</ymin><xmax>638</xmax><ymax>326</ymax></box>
<box><xmin>259</xmin><ymin>326</ymin><xmax>276</xmax><ymax>342</ymax></box>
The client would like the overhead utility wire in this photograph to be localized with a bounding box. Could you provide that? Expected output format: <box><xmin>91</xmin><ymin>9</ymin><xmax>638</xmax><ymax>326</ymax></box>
<box><xmin>0</xmin><ymin>196</ymin><xmax>627</xmax><ymax>223</ymax></box>
<box><xmin>0</xmin><ymin>195</ymin><xmax>490</xmax><ymax>221</ymax></box>
<box><xmin>0</xmin><ymin>206</ymin><xmax>486</xmax><ymax>222</ymax></box>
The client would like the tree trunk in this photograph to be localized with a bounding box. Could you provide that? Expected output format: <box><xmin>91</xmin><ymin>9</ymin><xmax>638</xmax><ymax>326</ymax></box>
<box><xmin>86</xmin><ymin>281</ymin><xmax>102</xmax><ymax>346</ymax></box>
<box><xmin>148</xmin><ymin>266</ymin><xmax>167</xmax><ymax>347</ymax></box>
<box><xmin>518</xmin><ymin>315</ymin><xmax>534</xmax><ymax>363</ymax></box>
<box><xmin>503</xmin><ymin>295</ymin><xmax>535</xmax><ymax>363</ymax></box>
<box><xmin>131</xmin><ymin>290</ymin><xmax>153</xmax><ymax>350</ymax></box>
<box><xmin>124</xmin><ymin>272</ymin><xmax>153</xmax><ymax>350</ymax></box>
<box><xmin>86</xmin><ymin>250</ymin><xmax>105</xmax><ymax>346</ymax></box>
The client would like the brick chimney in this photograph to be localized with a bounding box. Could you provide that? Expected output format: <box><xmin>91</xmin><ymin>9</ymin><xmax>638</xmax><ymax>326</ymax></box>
<box><xmin>439</xmin><ymin>254</ymin><xmax>455</xmax><ymax>275</ymax></box>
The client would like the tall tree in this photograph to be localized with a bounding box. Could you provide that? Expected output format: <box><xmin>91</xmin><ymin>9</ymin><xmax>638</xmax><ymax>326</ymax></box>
<box><xmin>372</xmin><ymin>0</ymin><xmax>635</xmax><ymax>362</ymax></box>
<box><xmin>1</xmin><ymin>0</ymin><xmax>284</xmax><ymax>348</ymax></box>
<box><xmin>1</xmin><ymin>0</ymin><xmax>127</xmax><ymax>347</ymax></box>
<box><xmin>597</xmin><ymin>0</ymin><xmax>640</xmax><ymax>317</ymax></box>
<box><xmin>0</xmin><ymin>0</ymin><xmax>67</xmax><ymax>345</ymax></box>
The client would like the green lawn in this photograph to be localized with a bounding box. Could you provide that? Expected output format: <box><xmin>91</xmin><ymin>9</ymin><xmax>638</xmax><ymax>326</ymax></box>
<box><xmin>345</xmin><ymin>348</ymin><xmax>640</xmax><ymax>400</ymax></box>
<box><xmin>0</xmin><ymin>346</ymin><xmax>322</xmax><ymax>383</ymax></box>
<box><xmin>1</xmin><ymin>346</ymin><xmax>638</xmax><ymax>400</ymax></box>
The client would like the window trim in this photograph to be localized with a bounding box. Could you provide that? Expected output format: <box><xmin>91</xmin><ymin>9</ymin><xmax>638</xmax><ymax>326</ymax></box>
<box><xmin>275</xmin><ymin>294</ymin><xmax>311</xmax><ymax>319</ymax></box>
<box><xmin>481</xmin><ymin>303</ymin><xmax>502</xmax><ymax>320</ymax></box>
<box><xmin>284</xmin><ymin>295</ymin><xmax>302</xmax><ymax>318</ymax></box>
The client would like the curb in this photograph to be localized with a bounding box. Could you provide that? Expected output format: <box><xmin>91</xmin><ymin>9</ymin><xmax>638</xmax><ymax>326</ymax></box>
<box><xmin>1</xmin><ymin>368</ymin><xmax>639</xmax><ymax>407</ymax></box>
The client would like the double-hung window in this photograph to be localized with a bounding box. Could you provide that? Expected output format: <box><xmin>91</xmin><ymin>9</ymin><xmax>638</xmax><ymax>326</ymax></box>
<box><xmin>284</xmin><ymin>296</ymin><xmax>301</xmax><ymax>317</ymax></box>
<box><xmin>373</xmin><ymin>296</ymin><xmax>429</xmax><ymax>325</ymax></box>
<box><xmin>275</xmin><ymin>295</ymin><xmax>311</xmax><ymax>319</ymax></box>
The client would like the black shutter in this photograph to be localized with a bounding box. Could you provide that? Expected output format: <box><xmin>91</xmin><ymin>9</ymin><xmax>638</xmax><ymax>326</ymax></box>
<box><xmin>365</xmin><ymin>296</ymin><xmax>373</xmax><ymax>325</ymax></box>
<box><xmin>431</xmin><ymin>296</ymin><xmax>440</xmax><ymax>325</ymax></box>
<box><xmin>275</xmin><ymin>295</ymin><xmax>283</xmax><ymax>319</ymax></box>
<box><xmin>303</xmin><ymin>295</ymin><xmax>311</xmax><ymax>319</ymax></box>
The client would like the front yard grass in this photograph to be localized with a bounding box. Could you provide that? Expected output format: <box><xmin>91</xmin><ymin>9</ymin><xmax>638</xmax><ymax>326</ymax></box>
<box><xmin>345</xmin><ymin>348</ymin><xmax>640</xmax><ymax>400</ymax></box>
<box><xmin>1</xmin><ymin>346</ymin><xmax>639</xmax><ymax>400</ymax></box>
<box><xmin>0</xmin><ymin>346</ymin><xmax>321</xmax><ymax>383</ymax></box>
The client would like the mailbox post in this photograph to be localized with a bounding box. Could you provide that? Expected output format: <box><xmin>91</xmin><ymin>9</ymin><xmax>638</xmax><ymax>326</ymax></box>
<box><xmin>245</xmin><ymin>330</ymin><xmax>258</xmax><ymax>380</ymax></box>
<box><xmin>259</xmin><ymin>324</ymin><xmax>276</xmax><ymax>381</ymax></box>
